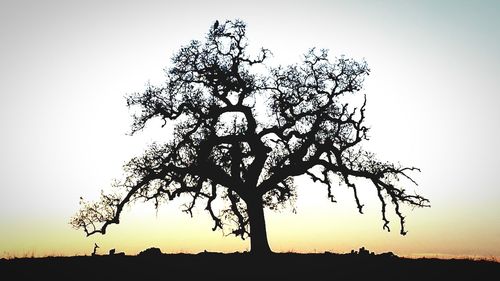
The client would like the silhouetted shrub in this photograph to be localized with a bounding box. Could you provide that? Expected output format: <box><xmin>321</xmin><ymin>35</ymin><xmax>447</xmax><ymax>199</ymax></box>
<box><xmin>138</xmin><ymin>247</ymin><xmax>163</xmax><ymax>257</ymax></box>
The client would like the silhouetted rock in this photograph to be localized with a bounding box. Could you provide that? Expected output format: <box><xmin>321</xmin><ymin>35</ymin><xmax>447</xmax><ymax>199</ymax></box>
<box><xmin>358</xmin><ymin>246</ymin><xmax>371</xmax><ymax>256</ymax></box>
<box><xmin>138</xmin><ymin>247</ymin><xmax>163</xmax><ymax>257</ymax></box>
<box><xmin>380</xmin><ymin>251</ymin><xmax>396</xmax><ymax>258</ymax></box>
<box><xmin>108</xmin><ymin>249</ymin><xmax>125</xmax><ymax>256</ymax></box>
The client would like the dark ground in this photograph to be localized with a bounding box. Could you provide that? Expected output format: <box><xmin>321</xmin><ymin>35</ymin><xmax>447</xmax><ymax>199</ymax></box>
<box><xmin>1</xmin><ymin>252</ymin><xmax>499</xmax><ymax>280</ymax></box>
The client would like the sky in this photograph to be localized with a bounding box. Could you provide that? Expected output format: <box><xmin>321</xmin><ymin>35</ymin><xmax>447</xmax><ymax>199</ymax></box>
<box><xmin>1</xmin><ymin>0</ymin><xmax>499</xmax><ymax>258</ymax></box>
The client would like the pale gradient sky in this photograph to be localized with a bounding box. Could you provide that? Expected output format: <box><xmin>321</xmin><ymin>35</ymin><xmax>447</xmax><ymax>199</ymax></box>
<box><xmin>1</xmin><ymin>0</ymin><xmax>499</xmax><ymax>258</ymax></box>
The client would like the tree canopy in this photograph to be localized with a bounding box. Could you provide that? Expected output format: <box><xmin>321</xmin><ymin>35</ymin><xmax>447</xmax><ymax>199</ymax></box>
<box><xmin>71</xmin><ymin>20</ymin><xmax>429</xmax><ymax>254</ymax></box>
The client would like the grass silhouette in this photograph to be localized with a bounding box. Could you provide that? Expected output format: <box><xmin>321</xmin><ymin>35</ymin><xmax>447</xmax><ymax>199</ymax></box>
<box><xmin>1</xmin><ymin>249</ymin><xmax>499</xmax><ymax>280</ymax></box>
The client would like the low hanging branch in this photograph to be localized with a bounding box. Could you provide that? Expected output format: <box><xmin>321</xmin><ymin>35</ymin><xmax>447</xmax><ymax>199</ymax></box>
<box><xmin>71</xmin><ymin>19</ymin><xmax>429</xmax><ymax>254</ymax></box>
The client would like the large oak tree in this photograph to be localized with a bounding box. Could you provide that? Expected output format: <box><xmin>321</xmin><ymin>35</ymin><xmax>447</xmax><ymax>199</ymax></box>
<box><xmin>71</xmin><ymin>20</ymin><xmax>429</xmax><ymax>254</ymax></box>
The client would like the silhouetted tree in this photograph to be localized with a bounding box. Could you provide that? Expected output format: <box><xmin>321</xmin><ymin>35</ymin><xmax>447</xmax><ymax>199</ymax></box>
<box><xmin>71</xmin><ymin>20</ymin><xmax>429</xmax><ymax>254</ymax></box>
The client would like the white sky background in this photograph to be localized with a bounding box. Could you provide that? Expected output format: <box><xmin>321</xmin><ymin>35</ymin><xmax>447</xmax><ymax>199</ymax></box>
<box><xmin>1</xmin><ymin>0</ymin><xmax>499</xmax><ymax>257</ymax></box>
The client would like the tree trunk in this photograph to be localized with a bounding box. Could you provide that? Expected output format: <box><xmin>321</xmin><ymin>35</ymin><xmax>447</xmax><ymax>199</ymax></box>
<box><xmin>247</xmin><ymin>198</ymin><xmax>272</xmax><ymax>255</ymax></box>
